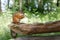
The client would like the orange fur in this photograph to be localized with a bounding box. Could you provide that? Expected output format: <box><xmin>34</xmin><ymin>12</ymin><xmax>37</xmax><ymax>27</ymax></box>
<box><xmin>13</xmin><ymin>11</ymin><xmax>24</xmax><ymax>24</ymax></box>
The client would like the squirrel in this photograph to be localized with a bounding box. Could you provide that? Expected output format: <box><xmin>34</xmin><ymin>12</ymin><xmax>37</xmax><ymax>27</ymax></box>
<box><xmin>12</xmin><ymin>11</ymin><xmax>24</xmax><ymax>24</ymax></box>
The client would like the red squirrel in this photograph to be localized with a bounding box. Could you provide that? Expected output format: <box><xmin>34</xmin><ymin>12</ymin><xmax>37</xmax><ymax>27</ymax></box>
<box><xmin>12</xmin><ymin>11</ymin><xmax>24</xmax><ymax>24</ymax></box>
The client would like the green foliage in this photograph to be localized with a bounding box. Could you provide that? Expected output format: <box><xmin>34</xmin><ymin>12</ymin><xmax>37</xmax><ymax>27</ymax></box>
<box><xmin>0</xmin><ymin>12</ymin><xmax>12</xmax><ymax>40</ymax></box>
<box><xmin>8</xmin><ymin>0</ymin><xmax>56</xmax><ymax>15</ymax></box>
<box><xmin>0</xmin><ymin>7</ymin><xmax>60</xmax><ymax>40</ymax></box>
<box><xmin>0</xmin><ymin>0</ymin><xmax>60</xmax><ymax>40</ymax></box>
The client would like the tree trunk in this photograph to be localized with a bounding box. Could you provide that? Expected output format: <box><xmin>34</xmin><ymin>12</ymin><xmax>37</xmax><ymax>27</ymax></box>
<box><xmin>25</xmin><ymin>0</ymin><xmax>31</xmax><ymax>11</ymax></box>
<box><xmin>38</xmin><ymin>0</ymin><xmax>44</xmax><ymax>13</ymax></box>
<box><xmin>0</xmin><ymin>0</ymin><xmax>2</xmax><ymax>13</ymax></box>
<box><xmin>8</xmin><ymin>0</ymin><xmax>10</xmax><ymax>8</ymax></box>
<box><xmin>25</xmin><ymin>0</ymin><xmax>29</xmax><ymax>8</ymax></box>
<box><xmin>18</xmin><ymin>0</ymin><xmax>23</xmax><ymax>11</ymax></box>
<box><xmin>57</xmin><ymin>0</ymin><xmax>59</xmax><ymax>7</ymax></box>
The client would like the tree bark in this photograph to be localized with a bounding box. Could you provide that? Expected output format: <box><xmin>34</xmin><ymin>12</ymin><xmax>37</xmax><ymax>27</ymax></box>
<box><xmin>38</xmin><ymin>0</ymin><xmax>44</xmax><ymax>13</ymax></box>
<box><xmin>18</xmin><ymin>0</ymin><xmax>23</xmax><ymax>11</ymax></box>
<box><xmin>9</xmin><ymin>20</ymin><xmax>60</xmax><ymax>35</ymax></box>
<box><xmin>8</xmin><ymin>0</ymin><xmax>10</xmax><ymax>8</ymax></box>
<box><xmin>25</xmin><ymin>0</ymin><xmax>31</xmax><ymax>11</ymax></box>
<box><xmin>0</xmin><ymin>0</ymin><xmax>2</xmax><ymax>13</ymax></box>
<box><xmin>57</xmin><ymin>0</ymin><xmax>60</xmax><ymax>7</ymax></box>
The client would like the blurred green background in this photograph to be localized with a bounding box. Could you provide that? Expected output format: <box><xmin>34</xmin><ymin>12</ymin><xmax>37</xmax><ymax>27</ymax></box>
<box><xmin>0</xmin><ymin>0</ymin><xmax>60</xmax><ymax>40</ymax></box>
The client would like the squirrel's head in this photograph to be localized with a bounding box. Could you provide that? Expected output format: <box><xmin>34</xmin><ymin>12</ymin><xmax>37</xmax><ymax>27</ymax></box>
<box><xmin>16</xmin><ymin>11</ymin><xmax>24</xmax><ymax>19</ymax></box>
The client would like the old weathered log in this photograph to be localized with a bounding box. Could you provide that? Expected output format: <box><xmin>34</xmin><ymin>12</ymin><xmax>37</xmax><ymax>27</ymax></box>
<box><xmin>9</xmin><ymin>21</ymin><xmax>60</xmax><ymax>35</ymax></box>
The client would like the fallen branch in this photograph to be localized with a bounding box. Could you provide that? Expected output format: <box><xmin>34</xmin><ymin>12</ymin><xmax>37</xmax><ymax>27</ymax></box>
<box><xmin>9</xmin><ymin>21</ymin><xmax>60</xmax><ymax>35</ymax></box>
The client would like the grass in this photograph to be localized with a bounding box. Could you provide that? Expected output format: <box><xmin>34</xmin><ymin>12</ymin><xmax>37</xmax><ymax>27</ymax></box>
<box><xmin>0</xmin><ymin>7</ymin><xmax>60</xmax><ymax>40</ymax></box>
<box><xmin>0</xmin><ymin>11</ymin><xmax>12</xmax><ymax>40</ymax></box>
